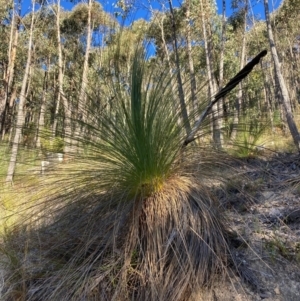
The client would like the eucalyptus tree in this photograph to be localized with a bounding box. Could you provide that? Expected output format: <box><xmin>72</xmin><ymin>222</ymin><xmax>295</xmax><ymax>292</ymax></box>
<box><xmin>77</xmin><ymin>0</ymin><xmax>93</xmax><ymax>127</ymax></box>
<box><xmin>198</xmin><ymin>0</ymin><xmax>223</xmax><ymax>147</ymax></box>
<box><xmin>0</xmin><ymin>0</ymin><xmax>20</xmax><ymax>139</ymax></box>
<box><xmin>183</xmin><ymin>0</ymin><xmax>197</xmax><ymax>112</ymax></box>
<box><xmin>166</xmin><ymin>0</ymin><xmax>191</xmax><ymax>135</ymax></box>
<box><xmin>50</xmin><ymin>0</ymin><xmax>73</xmax><ymax>154</ymax></box>
<box><xmin>229</xmin><ymin>0</ymin><xmax>248</xmax><ymax>140</ymax></box>
<box><xmin>148</xmin><ymin>4</ymin><xmax>197</xmax><ymax>136</ymax></box>
<box><xmin>6</xmin><ymin>0</ymin><xmax>37</xmax><ymax>183</ymax></box>
<box><xmin>147</xmin><ymin>10</ymin><xmax>178</xmax><ymax>100</ymax></box>
<box><xmin>69</xmin><ymin>1</ymin><xmax>113</xmax><ymax>140</ymax></box>
<box><xmin>273</xmin><ymin>0</ymin><xmax>300</xmax><ymax>109</ymax></box>
<box><xmin>216</xmin><ymin>0</ymin><xmax>227</xmax><ymax>134</ymax></box>
<box><xmin>218</xmin><ymin>0</ymin><xmax>226</xmax><ymax>90</ymax></box>
<box><xmin>30</xmin><ymin>8</ymin><xmax>58</xmax><ymax>149</ymax></box>
<box><xmin>263</xmin><ymin>0</ymin><xmax>300</xmax><ymax>151</ymax></box>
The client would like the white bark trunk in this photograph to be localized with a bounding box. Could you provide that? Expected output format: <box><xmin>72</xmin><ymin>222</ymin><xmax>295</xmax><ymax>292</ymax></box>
<box><xmin>1</xmin><ymin>6</ymin><xmax>19</xmax><ymax>137</ymax></box>
<box><xmin>6</xmin><ymin>0</ymin><xmax>35</xmax><ymax>183</ymax></box>
<box><xmin>231</xmin><ymin>3</ymin><xmax>247</xmax><ymax>140</ymax></box>
<box><xmin>264</xmin><ymin>0</ymin><xmax>300</xmax><ymax>151</ymax></box>
<box><xmin>168</xmin><ymin>0</ymin><xmax>191</xmax><ymax>135</ymax></box>
<box><xmin>199</xmin><ymin>0</ymin><xmax>222</xmax><ymax>148</ymax></box>
<box><xmin>74</xmin><ymin>0</ymin><xmax>93</xmax><ymax>145</ymax></box>
<box><xmin>52</xmin><ymin>0</ymin><xmax>72</xmax><ymax>153</ymax></box>
<box><xmin>185</xmin><ymin>0</ymin><xmax>197</xmax><ymax>113</ymax></box>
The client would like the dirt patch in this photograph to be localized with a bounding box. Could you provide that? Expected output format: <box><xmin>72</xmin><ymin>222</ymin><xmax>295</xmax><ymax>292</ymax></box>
<box><xmin>200</xmin><ymin>153</ymin><xmax>300</xmax><ymax>301</ymax></box>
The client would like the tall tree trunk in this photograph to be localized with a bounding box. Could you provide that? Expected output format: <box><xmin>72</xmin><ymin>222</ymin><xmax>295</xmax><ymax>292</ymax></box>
<box><xmin>78</xmin><ymin>0</ymin><xmax>92</xmax><ymax>113</ymax></box>
<box><xmin>168</xmin><ymin>0</ymin><xmax>191</xmax><ymax>135</ymax></box>
<box><xmin>231</xmin><ymin>2</ymin><xmax>247</xmax><ymax>140</ymax></box>
<box><xmin>157</xmin><ymin>14</ymin><xmax>178</xmax><ymax>118</ymax></box>
<box><xmin>260</xmin><ymin>61</ymin><xmax>274</xmax><ymax>132</ymax></box>
<box><xmin>199</xmin><ymin>0</ymin><xmax>222</xmax><ymax>148</ymax></box>
<box><xmin>6</xmin><ymin>0</ymin><xmax>35</xmax><ymax>183</ymax></box>
<box><xmin>219</xmin><ymin>0</ymin><xmax>226</xmax><ymax>90</ymax></box>
<box><xmin>264</xmin><ymin>0</ymin><xmax>300</xmax><ymax>151</ymax></box>
<box><xmin>185</xmin><ymin>0</ymin><xmax>197</xmax><ymax>114</ymax></box>
<box><xmin>218</xmin><ymin>0</ymin><xmax>226</xmax><ymax>139</ymax></box>
<box><xmin>52</xmin><ymin>1</ymin><xmax>62</xmax><ymax>137</ymax></box>
<box><xmin>74</xmin><ymin>0</ymin><xmax>93</xmax><ymax>143</ymax></box>
<box><xmin>1</xmin><ymin>5</ymin><xmax>20</xmax><ymax>139</ymax></box>
<box><xmin>52</xmin><ymin>0</ymin><xmax>72</xmax><ymax>153</ymax></box>
<box><xmin>36</xmin><ymin>68</ymin><xmax>48</xmax><ymax>149</ymax></box>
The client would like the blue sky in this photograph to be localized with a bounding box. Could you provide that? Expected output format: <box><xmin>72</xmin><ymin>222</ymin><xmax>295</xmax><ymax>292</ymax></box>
<box><xmin>20</xmin><ymin>0</ymin><xmax>283</xmax><ymax>21</ymax></box>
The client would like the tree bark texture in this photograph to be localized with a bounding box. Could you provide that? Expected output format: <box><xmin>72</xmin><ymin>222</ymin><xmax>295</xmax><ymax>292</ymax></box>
<box><xmin>6</xmin><ymin>0</ymin><xmax>35</xmax><ymax>183</ymax></box>
<box><xmin>264</xmin><ymin>0</ymin><xmax>300</xmax><ymax>151</ymax></box>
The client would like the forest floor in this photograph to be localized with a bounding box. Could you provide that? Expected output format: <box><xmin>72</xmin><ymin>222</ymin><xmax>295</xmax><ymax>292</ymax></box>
<box><xmin>0</xmin><ymin>152</ymin><xmax>300</xmax><ymax>300</ymax></box>
<box><xmin>200</xmin><ymin>152</ymin><xmax>300</xmax><ymax>301</ymax></box>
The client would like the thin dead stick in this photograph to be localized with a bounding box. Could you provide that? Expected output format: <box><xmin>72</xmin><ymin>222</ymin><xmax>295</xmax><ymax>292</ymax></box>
<box><xmin>183</xmin><ymin>49</ymin><xmax>268</xmax><ymax>147</ymax></box>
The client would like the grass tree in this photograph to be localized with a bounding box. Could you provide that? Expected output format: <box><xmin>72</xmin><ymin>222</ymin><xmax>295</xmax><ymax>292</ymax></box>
<box><xmin>1</xmin><ymin>36</ymin><xmax>268</xmax><ymax>300</ymax></box>
<box><xmin>1</xmin><ymin>46</ymin><xmax>231</xmax><ymax>300</ymax></box>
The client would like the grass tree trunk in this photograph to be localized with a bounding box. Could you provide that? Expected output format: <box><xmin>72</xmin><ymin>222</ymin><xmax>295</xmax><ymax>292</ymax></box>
<box><xmin>6</xmin><ymin>0</ymin><xmax>35</xmax><ymax>183</ymax></box>
<box><xmin>264</xmin><ymin>0</ymin><xmax>300</xmax><ymax>151</ymax></box>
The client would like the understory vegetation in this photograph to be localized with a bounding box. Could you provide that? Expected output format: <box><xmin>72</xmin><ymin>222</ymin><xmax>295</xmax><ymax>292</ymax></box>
<box><xmin>1</xmin><ymin>0</ymin><xmax>300</xmax><ymax>300</ymax></box>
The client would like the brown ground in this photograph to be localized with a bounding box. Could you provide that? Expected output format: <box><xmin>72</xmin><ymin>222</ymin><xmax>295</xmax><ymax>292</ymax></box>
<box><xmin>199</xmin><ymin>152</ymin><xmax>300</xmax><ymax>301</ymax></box>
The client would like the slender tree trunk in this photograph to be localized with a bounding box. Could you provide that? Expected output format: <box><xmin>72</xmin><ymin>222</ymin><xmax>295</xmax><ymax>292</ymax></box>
<box><xmin>260</xmin><ymin>61</ymin><xmax>274</xmax><ymax>132</ymax></box>
<box><xmin>79</xmin><ymin>0</ymin><xmax>92</xmax><ymax>109</ymax></box>
<box><xmin>219</xmin><ymin>0</ymin><xmax>226</xmax><ymax>89</ymax></box>
<box><xmin>264</xmin><ymin>0</ymin><xmax>300</xmax><ymax>151</ymax></box>
<box><xmin>6</xmin><ymin>0</ymin><xmax>35</xmax><ymax>183</ymax></box>
<box><xmin>36</xmin><ymin>69</ymin><xmax>48</xmax><ymax>149</ymax></box>
<box><xmin>199</xmin><ymin>0</ymin><xmax>222</xmax><ymax>148</ymax></box>
<box><xmin>2</xmin><ymin>86</ymin><xmax>17</xmax><ymax>141</ymax></box>
<box><xmin>52</xmin><ymin>1</ymin><xmax>62</xmax><ymax>138</ymax></box>
<box><xmin>185</xmin><ymin>0</ymin><xmax>197</xmax><ymax>113</ymax></box>
<box><xmin>52</xmin><ymin>0</ymin><xmax>72</xmax><ymax>153</ymax></box>
<box><xmin>157</xmin><ymin>14</ymin><xmax>178</xmax><ymax>118</ymax></box>
<box><xmin>74</xmin><ymin>0</ymin><xmax>93</xmax><ymax>143</ymax></box>
<box><xmin>218</xmin><ymin>0</ymin><xmax>226</xmax><ymax>140</ymax></box>
<box><xmin>168</xmin><ymin>0</ymin><xmax>191</xmax><ymax>135</ymax></box>
<box><xmin>231</xmin><ymin>3</ymin><xmax>247</xmax><ymax>140</ymax></box>
<box><xmin>1</xmin><ymin>6</ymin><xmax>20</xmax><ymax>138</ymax></box>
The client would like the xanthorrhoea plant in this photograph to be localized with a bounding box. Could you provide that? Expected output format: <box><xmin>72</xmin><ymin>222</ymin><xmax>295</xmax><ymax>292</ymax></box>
<box><xmin>2</xmin><ymin>47</ymin><xmax>267</xmax><ymax>300</ymax></box>
<box><xmin>1</xmin><ymin>48</ymin><xmax>229</xmax><ymax>301</ymax></box>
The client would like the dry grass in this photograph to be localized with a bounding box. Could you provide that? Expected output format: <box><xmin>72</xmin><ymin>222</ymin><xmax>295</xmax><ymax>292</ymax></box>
<box><xmin>1</xmin><ymin>168</ymin><xmax>231</xmax><ymax>301</ymax></box>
